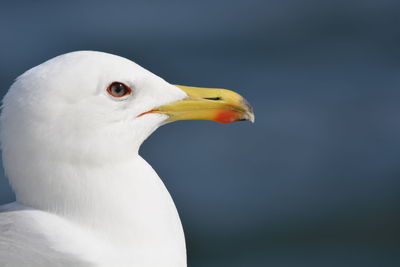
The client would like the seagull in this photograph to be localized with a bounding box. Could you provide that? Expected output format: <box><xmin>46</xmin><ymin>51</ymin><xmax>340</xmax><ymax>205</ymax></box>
<box><xmin>0</xmin><ymin>51</ymin><xmax>254</xmax><ymax>267</ymax></box>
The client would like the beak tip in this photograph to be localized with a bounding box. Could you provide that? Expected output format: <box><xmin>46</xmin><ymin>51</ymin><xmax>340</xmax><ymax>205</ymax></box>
<box><xmin>250</xmin><ymin>115</ymin><xmax>255</xmax><ymax>123</ymax></box>
<box><xmin>240</xmin><ymin>98</ymin><xmax>255</xmax><ymax>123</ymax></box>
<box><xmin>245</xmin><ymin>112</ymin><xmax>255</xmax><ymax>123</ymax></box>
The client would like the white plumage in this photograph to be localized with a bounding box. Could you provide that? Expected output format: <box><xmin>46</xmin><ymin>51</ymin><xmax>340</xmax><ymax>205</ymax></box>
<box><xmin>0</xmin><ymin>51</ymin><xmax>253</xmax><ymax>266</ymax></box>
<box><xmin>0</xmin><ymin>51</ymin><xmax>187</xmax><ymax>266</ymax></box>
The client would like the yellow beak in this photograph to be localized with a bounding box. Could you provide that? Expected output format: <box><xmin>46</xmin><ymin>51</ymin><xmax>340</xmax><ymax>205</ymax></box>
<box><xmin>149</xmin><ymin>85</ymin><xmax>254</xmax><ymax>123</ymax></box>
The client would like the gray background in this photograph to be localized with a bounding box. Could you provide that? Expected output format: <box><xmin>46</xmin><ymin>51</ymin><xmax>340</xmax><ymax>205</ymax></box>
<box><xmin>1</xmin><ymin>0</ymin><xmax>399</xmax><ymax>266</ymax></box>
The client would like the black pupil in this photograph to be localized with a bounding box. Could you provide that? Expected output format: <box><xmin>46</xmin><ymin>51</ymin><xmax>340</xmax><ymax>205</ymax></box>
<box><xmin>111</xmin><ymin>83</ymin><xmax>127</xmax><ymax>96</ymax></box>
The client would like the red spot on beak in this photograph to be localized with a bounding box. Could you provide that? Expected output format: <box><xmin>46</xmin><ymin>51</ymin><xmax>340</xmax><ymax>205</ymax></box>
<box><xmin>214</xmin><ymin>109</ymin><xmax>240</xmax><ymax>123</ymax></box>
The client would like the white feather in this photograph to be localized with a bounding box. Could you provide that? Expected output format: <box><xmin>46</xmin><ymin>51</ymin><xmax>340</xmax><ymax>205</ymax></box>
<box><xmin>0</xmin><ymin>51</ymin><xmax>187</xmax><ymax>266</ymax></box>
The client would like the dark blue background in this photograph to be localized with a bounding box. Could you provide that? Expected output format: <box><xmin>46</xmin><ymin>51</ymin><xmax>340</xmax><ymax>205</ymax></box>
<box><xmin>1</xmin><ymin>0</ymin><xmax>399</xmax><ymax>266</ymax></box>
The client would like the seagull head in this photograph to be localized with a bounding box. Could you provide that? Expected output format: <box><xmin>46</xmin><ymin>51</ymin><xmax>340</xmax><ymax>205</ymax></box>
<box><xmin>1</xmin><ymin>51</ymin><xmax>254</xmax><ymax>198</ymax></box>
<box><xmin>1</xmin><ymin>51</ymin><xmax>254</xmax><ymax>160</ymax></box>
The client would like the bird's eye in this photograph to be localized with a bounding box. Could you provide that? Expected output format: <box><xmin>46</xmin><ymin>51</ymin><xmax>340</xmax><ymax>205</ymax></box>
<box><xmin>107</xmin><ymin>82</ymin><xmax>132</xmax><ymax>98</ymax></box>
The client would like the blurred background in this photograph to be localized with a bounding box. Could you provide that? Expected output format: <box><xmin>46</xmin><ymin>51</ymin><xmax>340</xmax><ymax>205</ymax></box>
<box><xmin>1</xmin><ymin>0</ymin><xmax>400</xmax><ymax>266</ymax></box>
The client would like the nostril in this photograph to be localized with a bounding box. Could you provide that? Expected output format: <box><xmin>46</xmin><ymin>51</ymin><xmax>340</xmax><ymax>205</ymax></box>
<box><xmin>204</xmin><ymin>97</ymin><xmax>222</xmax><ymax>101</ymax></box>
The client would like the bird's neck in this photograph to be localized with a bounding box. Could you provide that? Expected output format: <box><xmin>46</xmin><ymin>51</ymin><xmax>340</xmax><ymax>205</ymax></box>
<box><xmin>14</xmin><ymin>155</ymin><xmax>186</xmax><ymax>265</ymax></box>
